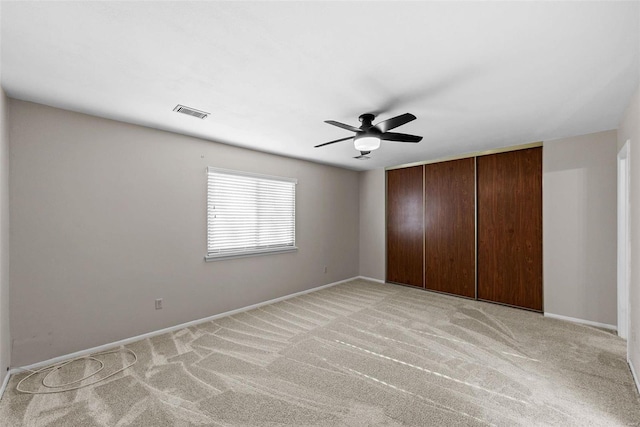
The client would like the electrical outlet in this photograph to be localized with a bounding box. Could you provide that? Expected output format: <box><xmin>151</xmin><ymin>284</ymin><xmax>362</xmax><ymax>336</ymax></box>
<box><xmin>155</xmin><ymin>298</ymin><xmax>163</xmax><ymax>310</ymax></box>
<box><xmin>324</xmin><ymin>266</ymin><xmax>328</xmax><ymax>274</ymax></box>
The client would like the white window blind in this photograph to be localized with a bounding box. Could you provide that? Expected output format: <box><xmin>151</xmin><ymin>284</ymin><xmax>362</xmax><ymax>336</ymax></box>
<box><xmin>206</xmin><ymin>167</ymin><xmax>297</xmax><ymax>260</ymax></box>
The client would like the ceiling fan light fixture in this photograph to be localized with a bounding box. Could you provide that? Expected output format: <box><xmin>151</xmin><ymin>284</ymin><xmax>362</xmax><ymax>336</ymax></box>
<box><xmin>354</xmin><ymin>135</ymin><xmax>381</xmax><ymax>151</ymax></box>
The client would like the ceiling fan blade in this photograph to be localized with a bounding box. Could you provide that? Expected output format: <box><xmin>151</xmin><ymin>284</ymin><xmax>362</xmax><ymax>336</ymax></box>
<box><xmin>324</xmin><ymin>120</ymin><xmax>361</xmax><ymax>133</ymax></box>
<box><xmin>314</xmin><ymin>136</ymin><xmax>353</xmax><ymax>148</ymax></box>
<box><xmin>380</xmin><ymin>132</ymin><xmax>423</xmax><ymax>143</ymax></box>
<box><xmin>375</xmin><ymin>113</ymin><xmax>416</xmax><ymax>133</ymax></box>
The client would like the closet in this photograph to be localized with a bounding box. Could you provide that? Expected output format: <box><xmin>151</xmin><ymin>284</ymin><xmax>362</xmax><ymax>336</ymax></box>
<box><xmin>424</xmin><ymin>158</ymin><xmax>475</xmax><ymax>298</ymax></box>
<box><xmin>386</xmin><ymin>146</ymin><xmax>542</xmax><ymax>311</ymax></box>
<box><xmin>477</xmin><ymin>148</ymin><xmax>543</xmax><ymax>310</ymax></box>
<box><xmin>386</xmin><ymin>165</ymin><xmax>424</xmax><ymax>287</ymax></box>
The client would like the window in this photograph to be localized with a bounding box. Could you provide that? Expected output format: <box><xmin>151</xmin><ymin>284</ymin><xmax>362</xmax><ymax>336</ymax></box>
<box><xmin>206</xmin><ymin>167</ymin><xmax>297</xmax><ymax>260</ymax></box>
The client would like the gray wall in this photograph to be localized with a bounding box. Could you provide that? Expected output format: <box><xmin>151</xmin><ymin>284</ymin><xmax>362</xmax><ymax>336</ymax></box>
<box><xmin>358</xmin><ymin>169</ymin><xmax>385</xmax><ymax>281</ymax></box>
<box><xmin>9</xmin><ymin>99</ymin><xmax>360</xmax><ymax>366</ymax></box>
<box><xmin>543</xmin><ymin>130</ymin><xmax>618</xmax><ymax>325</ymax></box>
<box><xmin>618</xmin><ymin>84</ymin><xmax>640</xmax><ymax>382</ymax></box>
<box><xmin>0</xmin><ymin>88</ymin><xmax>10</xmax><ymax>383</ymax></box>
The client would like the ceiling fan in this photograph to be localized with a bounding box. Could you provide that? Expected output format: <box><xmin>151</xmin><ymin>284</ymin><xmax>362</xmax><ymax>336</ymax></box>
<box><xmin>315</xmin><ymin>113</ymin><xmax>423</xmax><ymax>157</ymax></box>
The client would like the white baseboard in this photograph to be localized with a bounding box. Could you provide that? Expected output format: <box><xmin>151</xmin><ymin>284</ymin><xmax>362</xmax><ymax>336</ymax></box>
<box><xmin>0</xmin><ymin>371</ymin><xmax>10</xmax><ymax>401</ymax></box>
<box><xmin>5</xmin><ymin>276</ymin><xmax>359</xmax><ymax>388</ymax></box>
<box><xmin>629</xmin><ymin>358</ymin><xmax>640</xmax><ymax>395</ymax></box>
<box><xmin>544</xmin><ymin>312</ymin><xmax>617</xmax><ymax>331</ymax></box>
<box><xmin>356</xmin><ymin>276</ymin><xmax>385</xmax><ymax>284</ymax></box>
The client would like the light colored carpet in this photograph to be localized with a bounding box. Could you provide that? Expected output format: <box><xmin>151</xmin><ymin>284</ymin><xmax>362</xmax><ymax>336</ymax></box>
<box><xmin>1</xmin><ymin>279</ymin><xmax>639</xmax><ymax>426</ymax></box>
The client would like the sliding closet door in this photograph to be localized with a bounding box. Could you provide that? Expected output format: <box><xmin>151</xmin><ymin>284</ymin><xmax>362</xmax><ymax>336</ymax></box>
<box><xmin>386</xmin><ymin>166</ymin><xmax>424</xmax><ymax>287</ymax></box>
<box><xmin>477</xmin><ymin>148</ymin><xmax>543</xmax><ymax>311</ymax></box>
<box><xmin>424</xmin><ymin>158</ymin><xmax>476</xmax><ymax>298</ymax></box>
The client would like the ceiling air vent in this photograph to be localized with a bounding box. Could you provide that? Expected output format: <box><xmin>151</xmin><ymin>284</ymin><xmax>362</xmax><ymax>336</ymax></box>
<box><xmin>173</xmin><ymin>104</ymin><xmax>209</xmax><ymax>119</ymax></box>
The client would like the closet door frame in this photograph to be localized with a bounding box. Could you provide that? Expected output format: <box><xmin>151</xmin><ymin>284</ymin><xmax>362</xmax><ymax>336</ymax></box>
<box><xmin>385</xmin><ymin>141</ymin><xmax>542</xmax><ymax>311</ymax></box>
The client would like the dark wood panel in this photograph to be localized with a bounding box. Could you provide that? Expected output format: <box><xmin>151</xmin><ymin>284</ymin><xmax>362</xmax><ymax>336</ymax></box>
<box><xmin>477</xmin><ymin>148</ymin><xmax>543</xmax><ymax>311</ymax></box>
<box><xmin>386</xmin><ymin>166</ymin><xmax>424</xmax><ymax>287</ymax></box>
<box><xmin>424</xmin><ymin>158</ymin><xmax>476</xmax><ymax>298</ymax></box>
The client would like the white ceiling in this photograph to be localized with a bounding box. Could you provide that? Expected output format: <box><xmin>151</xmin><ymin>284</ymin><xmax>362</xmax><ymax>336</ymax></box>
<box><xmin>2</xmin><ymin>1</ymin><xmax>638</xmax><ymax>171</ymax></box>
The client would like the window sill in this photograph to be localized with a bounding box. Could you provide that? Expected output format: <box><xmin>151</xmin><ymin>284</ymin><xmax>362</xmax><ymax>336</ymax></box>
<box><xmin>205</xmin><ymin>247</ymin><xmax>298</xmax><ymax>262</ymax></box>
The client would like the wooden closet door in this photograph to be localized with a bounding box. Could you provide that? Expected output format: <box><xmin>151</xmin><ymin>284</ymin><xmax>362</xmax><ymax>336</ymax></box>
<box><xmin>386</xmin><ymin>166</ymin><xmax>424</xmax><ymax>287</ymax></box>
<box><xmin>424</xmin><ymin>158</ymin><xmax>476</xmax><ymax>298</ymax></box>
<box><xmin>477</xmin><ymin>148</ymin><xmax>542</xmax><ymax>311</ymax></box>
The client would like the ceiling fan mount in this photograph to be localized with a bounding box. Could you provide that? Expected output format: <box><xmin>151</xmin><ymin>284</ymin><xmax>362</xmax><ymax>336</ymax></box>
<box><xmin>358</xmin><ymin>113</ymin><xmax>375</xmax><ymax>125</ymax></box>
<box><xmin>315</xmin><ymin>112</ymin><xmax>423</xmax><ymax>154</ymax></box>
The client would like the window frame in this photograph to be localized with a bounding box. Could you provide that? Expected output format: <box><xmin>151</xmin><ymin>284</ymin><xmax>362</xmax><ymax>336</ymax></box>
<box><xmin>205</xmin><ymin>167</ymin><xmax>298</xmax><ymax>261</ymax></box>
